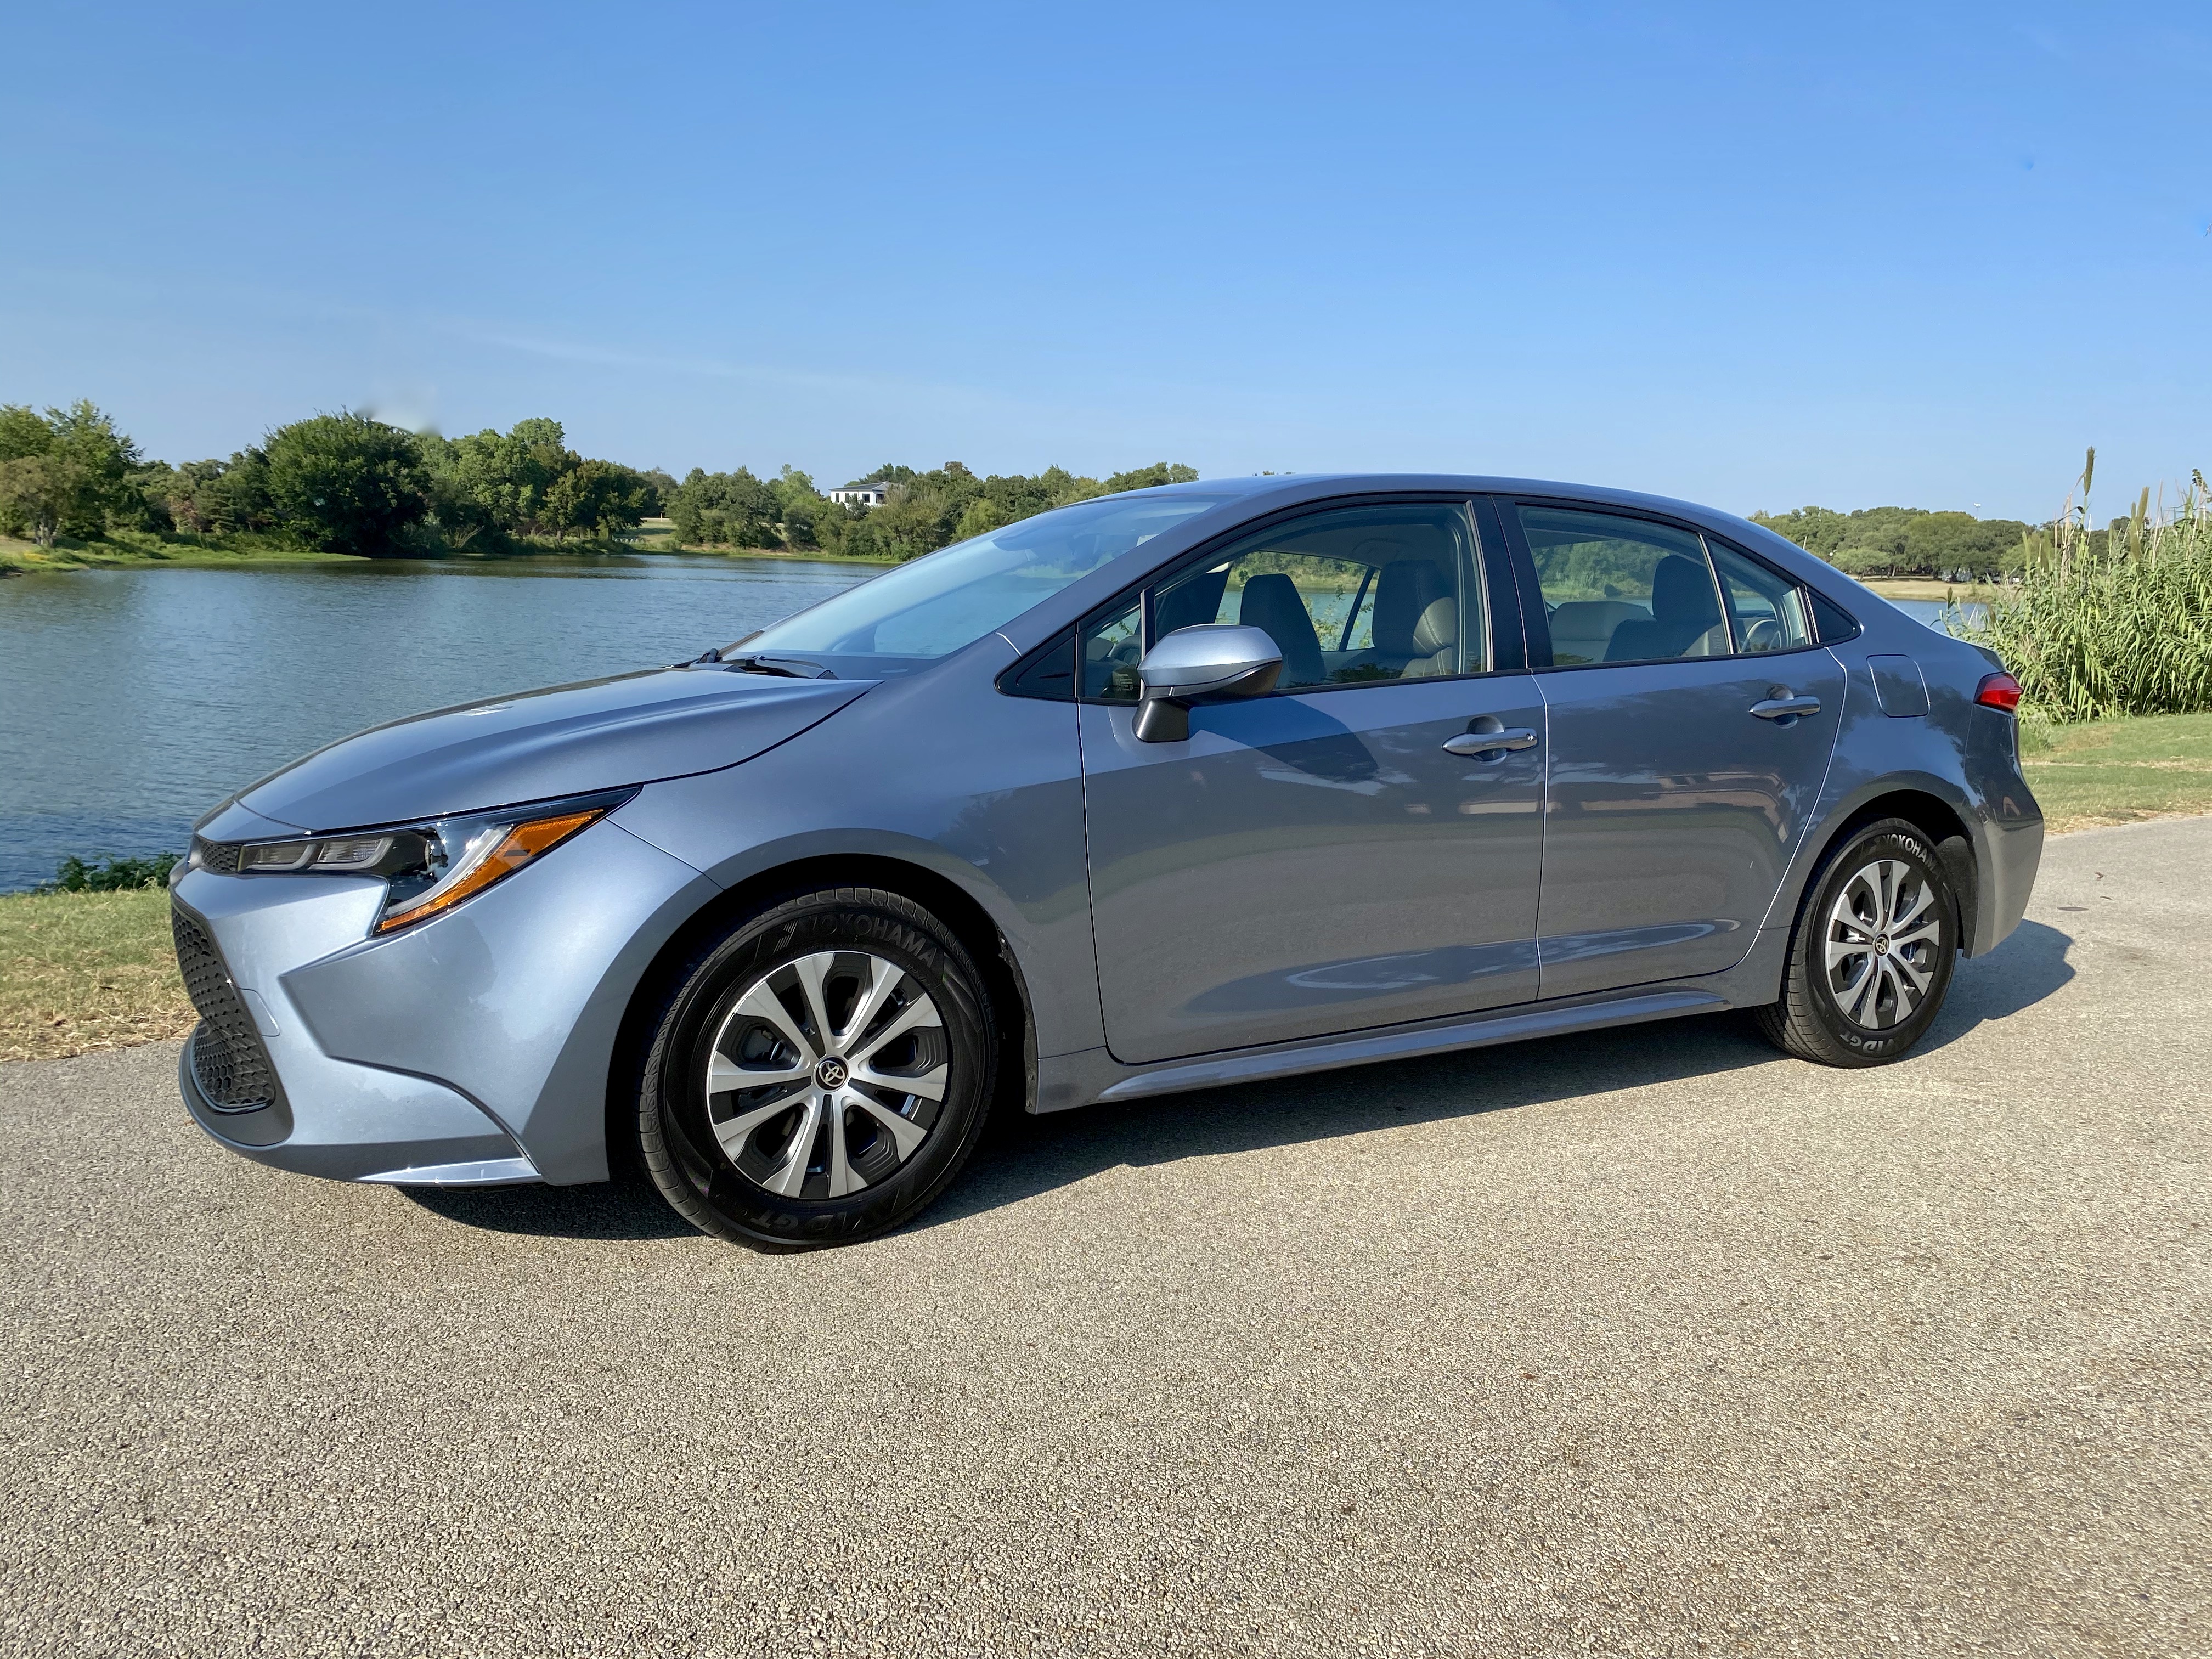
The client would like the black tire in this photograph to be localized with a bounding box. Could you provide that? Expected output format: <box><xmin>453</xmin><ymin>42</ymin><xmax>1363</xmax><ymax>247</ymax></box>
<box><xmin>635</xmin><ymin>886</ymin><xmax>998</xmax><ymax>1249</ymax></box>
<box><xmin>1757</xmin><ymin>817</ymin><xmax>1959</xmax><ymax>1067</ymax></box>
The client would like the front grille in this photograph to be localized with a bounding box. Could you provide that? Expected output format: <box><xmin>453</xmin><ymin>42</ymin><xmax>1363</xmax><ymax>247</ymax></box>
<box><xmin>191</xmin><ymin>837</ymin><xmax>241</xmax><ymax>874</ymax></box>
<box><xmin>171</xmin><ymin>906</ymin><xmax>282</xmax><ymax>1113</ymax></box>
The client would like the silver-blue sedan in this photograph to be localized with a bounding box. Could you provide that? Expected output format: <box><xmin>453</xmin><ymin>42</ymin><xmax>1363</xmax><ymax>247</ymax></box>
<box><xmin>170</xmin><ymin>475</ymin><xmax>2044</xmax><ymax>1246</ymax></box>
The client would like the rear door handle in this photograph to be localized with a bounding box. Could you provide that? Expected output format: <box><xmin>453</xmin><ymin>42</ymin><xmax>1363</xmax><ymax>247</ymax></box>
<box><xmin>1442</xmin><ymin>727</ymin><xmax>1539</xmax><ymax>756</ymax></box>
<box><xmin>1750</xmin><ymin>695</ymin><xmax>1821</xmax><ymax>720</ymax></box>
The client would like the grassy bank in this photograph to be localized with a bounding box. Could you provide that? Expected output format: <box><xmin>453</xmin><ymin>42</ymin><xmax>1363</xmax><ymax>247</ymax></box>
<box><xmin>6</xmin><ymin>712</ymin><xmax>2206</xmax><ymax>1062</ymax></box>
<box><xmin>1</xmin><ymin>529</ymin><xmax>350</xmax><ymax>573</ymax></box>
<box><xmin>2021</xmin><ymin>710</ymin><xmax>2212</xmax><ymax>832</ymax></box>
<box><xmin>1861</xmin><ymin>578</ymin><xmax>1968</xmax><ymax>603</ymax></box>
<box><xmin>1</xmin><ymin>524</ymin><xmax>901</xmax><ymax>573</ymax></box>
<box><xmin>0</xmin><ymin>888</ymin><xmax>193</xmax><ymax>1061</ymax></box>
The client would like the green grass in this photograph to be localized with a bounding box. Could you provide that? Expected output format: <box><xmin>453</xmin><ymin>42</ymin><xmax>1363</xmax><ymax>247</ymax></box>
<box><xmin>0</xmin><ymin>528</ymin><xmax>349</xmax><ymax>573</ymax></box>
<box><xmin>2019</xmin><ymin>710</ymin><xmax>2212</xmax><ymax>833</ymax></box>
<box><xmin>1</xmin><ymin>525</ymin><xmax>902</xmax><ymax>572</ymax></box>
<box><xmin>0</xmin><ymin>888</ymin><xmax>193</xmax><ymax>1062</ymax></box>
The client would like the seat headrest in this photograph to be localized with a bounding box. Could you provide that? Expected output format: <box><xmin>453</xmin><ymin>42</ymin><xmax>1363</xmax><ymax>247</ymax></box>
<box><xmin>1237</xmin><ymin>573</ymin><xmax>1324</xmax><ymax>685</ymax></box>
<box><xmin>1651</xmin><ymin>555</ymin><xmax>1720</xmax><ymax>627</ymax></box>
<box><xmin>1372</xmin><ymin>560</ymin><xmax>1450</xmax><ymax>655</ymax></box>
<box><xmin>1410</xmin><ymin>596</ymin><xmax>1456</xmax><ymax>656</ymax></box>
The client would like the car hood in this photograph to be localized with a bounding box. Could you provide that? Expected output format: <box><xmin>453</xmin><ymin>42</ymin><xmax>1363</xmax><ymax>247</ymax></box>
<box><xmin>227</xmin><ymin>669</ymin><xmax>872</xmax><ymax>833</ymax></box>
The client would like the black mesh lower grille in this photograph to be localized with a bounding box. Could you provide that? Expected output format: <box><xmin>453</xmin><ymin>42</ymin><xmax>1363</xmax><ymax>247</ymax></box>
<box><xmin>191</xmin><ymin>837</ymin><xmax>241</xmax><ymax>874</ymax></box>
<box><xmin>172</xmin><ymin>906</ymin><xmax>281</xmax><ymax>1113</ymax></box>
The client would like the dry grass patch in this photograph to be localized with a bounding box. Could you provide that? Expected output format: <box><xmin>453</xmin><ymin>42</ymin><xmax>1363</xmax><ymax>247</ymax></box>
<box><xmin>0</xmin><ymin>888</ymin><xmax>194</xmax><ymax>1061</ymax></box>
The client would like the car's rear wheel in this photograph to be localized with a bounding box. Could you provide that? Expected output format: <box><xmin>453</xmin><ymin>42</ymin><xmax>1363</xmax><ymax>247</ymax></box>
<box><xmin>1757</xmin><ymin>817</ymin><xmax>1959</xmax><ymax>1067</ymax></box>
<box><xmin>636</xmin><ymin>886</ymin><xmax>998</xmax><ymax>1248</ymax></box>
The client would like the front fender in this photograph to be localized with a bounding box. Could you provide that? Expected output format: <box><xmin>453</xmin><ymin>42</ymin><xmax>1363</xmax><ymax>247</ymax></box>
<box><xmin>283</xmin><ymin>820</ymin><xmax>719</xmax><ymax>1184</ymax></box>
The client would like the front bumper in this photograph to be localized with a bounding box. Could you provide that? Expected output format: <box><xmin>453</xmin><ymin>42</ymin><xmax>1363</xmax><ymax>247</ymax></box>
<box><xmin>171</xmin><ymin>815</ymin><xmax>715</xmax><ymax>1188</ymax></box>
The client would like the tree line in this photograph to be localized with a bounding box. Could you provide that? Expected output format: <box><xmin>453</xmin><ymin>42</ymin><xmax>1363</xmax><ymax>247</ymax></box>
<box><xmin>0</xmin><ymin>401</ymin><xmax>672</xmax><ymax>556</ymax></box>
<box><xmin>0</xmin><ymin>398</ymin><xmax>1197</xmax><ymax>563</ymax></box>
<box><xmin>1750</xmin><ymin>504</ymin><xmax>2038</xmax><ymax>580</ymax></box>
<box><xmin>667</xmin><ymin>460</ymin><xmax>1197</xmax><ymax>561</ymax></box>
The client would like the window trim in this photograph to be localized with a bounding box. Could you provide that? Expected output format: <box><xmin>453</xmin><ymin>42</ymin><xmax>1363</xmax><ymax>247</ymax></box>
<box><xmin>1062</xmin><ymin>493</ymin><xmax>1520</xmax><ymax>705</ymax></box>
<box><xmin>1491</xmin><ymin>495</ymin><xmax>1830</xmax><ymax>672</ymax></box>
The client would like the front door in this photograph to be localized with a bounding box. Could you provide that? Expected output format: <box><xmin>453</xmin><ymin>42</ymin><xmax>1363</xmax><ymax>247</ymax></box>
<box><xmin>1079</xmin><ymin>500</ymin><xmax>1547</xmax><ymax>1065</ymax></box>
<box><xmin>1503</xmin><ymin>501</ymin><xmax>1845</xmax><ymax>998</ymax></box>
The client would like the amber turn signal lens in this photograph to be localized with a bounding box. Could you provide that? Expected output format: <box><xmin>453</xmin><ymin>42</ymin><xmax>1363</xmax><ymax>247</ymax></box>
<box><xmin>374</xmin><ymin>808</ymin><xmax>605</xmax><ymax>934</ymax></box>
<box><xmin>1974</xmin><ymin>672</ymin><xmax>2023</xmax><ymax>713</ymax></box>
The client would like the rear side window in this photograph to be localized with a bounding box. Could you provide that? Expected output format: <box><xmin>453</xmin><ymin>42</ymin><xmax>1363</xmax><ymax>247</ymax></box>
<box><xmin>1708</xmin><ymin>539</ymin><xmax>1812</xmax><ymax>654</ymax></box>
<box><xmin>1516</xmin><ymin>506</ymin><xmax>1728</xmax><ymax>665</ymax></box>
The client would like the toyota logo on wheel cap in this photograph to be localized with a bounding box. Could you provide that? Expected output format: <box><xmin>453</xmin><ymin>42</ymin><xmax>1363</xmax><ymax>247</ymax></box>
<box><xmin>815</xmin><ymin>1057</ymin><xmax>849</xmax><ymax>1089</ymax></box>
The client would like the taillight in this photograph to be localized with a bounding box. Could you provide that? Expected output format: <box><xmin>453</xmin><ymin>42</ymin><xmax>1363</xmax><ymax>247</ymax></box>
<box><xmin>1975</xmin><ymin>672</ymin><xmax>2023</xmax><ymax>712</ymax></box>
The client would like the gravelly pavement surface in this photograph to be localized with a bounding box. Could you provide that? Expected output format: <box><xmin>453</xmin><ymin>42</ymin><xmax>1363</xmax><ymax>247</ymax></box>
<box><xmin>2</xmin><ymin>818</ymin><xmax>2207</xmax><ymax>1658</ymax></box>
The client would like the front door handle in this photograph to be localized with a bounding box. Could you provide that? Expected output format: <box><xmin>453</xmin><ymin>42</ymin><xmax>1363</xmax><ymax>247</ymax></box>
<box><xmin>1443</xmin><ymin>727</ymin><xmax>1539</xmax><ymax>756</ymax></box>
<box><xmin>1750</xmin><ymin>695</ymin><xmax>1822</xmax><ymax>720</ymax></box>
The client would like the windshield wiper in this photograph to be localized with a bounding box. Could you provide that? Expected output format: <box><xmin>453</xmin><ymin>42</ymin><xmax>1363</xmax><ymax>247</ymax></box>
<box><xmin>721</xmin><ymin>653</ymin><xmax>836</xmax><ymax>680</ymax></box>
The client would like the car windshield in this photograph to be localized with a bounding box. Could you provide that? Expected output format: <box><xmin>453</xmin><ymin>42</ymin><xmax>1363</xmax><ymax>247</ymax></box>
<box><xmin>726</xmin><ymin>492</ymin><xmax>1226</xmax><ymax>677</ymax></box>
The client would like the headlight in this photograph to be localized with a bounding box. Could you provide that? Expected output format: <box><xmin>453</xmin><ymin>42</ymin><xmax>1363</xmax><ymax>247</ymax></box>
<box><xmin>199</xmin><ymin>789</ymin><xmax>635</xmax><ymax>935</ymax></box>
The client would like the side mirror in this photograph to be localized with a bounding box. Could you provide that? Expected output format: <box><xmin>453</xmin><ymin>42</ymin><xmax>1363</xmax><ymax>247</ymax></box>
<box><xmin>1132</xmin><ymin>624</ymin><xmax>1283</xmax><ymax>742</ymax></box>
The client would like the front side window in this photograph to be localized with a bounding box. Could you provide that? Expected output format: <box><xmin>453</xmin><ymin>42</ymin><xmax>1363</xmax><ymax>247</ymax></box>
<box><xmin>1517</xmin><ymin>505</ymin><xmax>1730</xmax><ymax>667</ymax></box>
<box><xmin>731</xmin><ymin>492</ymin><xmax>1224</xmax><ymax>677</ymax></box>
<box><xmin>1080</xmin><ymin>503</ymin><xmax>1485</xmax><ymax>701</ymax></box>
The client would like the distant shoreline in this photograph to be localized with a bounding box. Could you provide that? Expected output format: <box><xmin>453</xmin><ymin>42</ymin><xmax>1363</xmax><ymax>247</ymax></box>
<box><xmin>1859</xmin><ymin>578</ymin><xmax>1987</xmax><ymax>602</ymax></box>
<box><xmin>0</xmin><ymin>535</ymin><xmax>901</xmax><ymax>575</ymax></box>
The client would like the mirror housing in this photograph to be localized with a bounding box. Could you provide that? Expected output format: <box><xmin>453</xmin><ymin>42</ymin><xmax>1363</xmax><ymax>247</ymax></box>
<box><xmin>1132</xmin><ymin>624</ymin><xmax>1283</xmax><ymax>742</ymax></box>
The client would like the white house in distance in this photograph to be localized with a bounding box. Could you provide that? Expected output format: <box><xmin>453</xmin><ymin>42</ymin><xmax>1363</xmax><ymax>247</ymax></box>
<box><xmin>826</xmin><ymin>482</ymin><xmax>890</xmax><ymax>507</ymax></box>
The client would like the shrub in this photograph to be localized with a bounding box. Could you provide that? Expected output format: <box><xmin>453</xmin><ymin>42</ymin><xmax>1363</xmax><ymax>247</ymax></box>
<box><xmin>1966</xmin><ymin>469</ymin><xmax>2212</xmax><ymax>722</ymax></box>
<box><xmin>40</xmin><ymin>853</ymin><xmax>180</xmax><ymax>893</ymax></box>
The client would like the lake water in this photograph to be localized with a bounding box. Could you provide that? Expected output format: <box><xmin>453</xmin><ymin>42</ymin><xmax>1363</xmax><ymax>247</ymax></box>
<box><xmin>0</xmin><ymin>562</ymin><xmax>1983</xmax><ymax>894</ymax></box>
<box><xmin>0</xmin><ymin>556</ymin><xmax>876</xmax><ymax>893</ymax></box>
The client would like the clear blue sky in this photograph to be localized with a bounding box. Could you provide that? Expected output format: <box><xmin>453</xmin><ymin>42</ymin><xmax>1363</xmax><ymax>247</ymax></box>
<box><xmin>4</xmin><ymin>2</ymin><xmax>2206</xmax><ymax>522</ymax></box>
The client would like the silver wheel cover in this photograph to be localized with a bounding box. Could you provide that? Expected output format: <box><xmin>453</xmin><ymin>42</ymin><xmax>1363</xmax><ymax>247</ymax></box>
<box><xmin>1824</xmin><ymin>857</ymin><xmax>1942</xmax><ymax>1030</ymax></box>
<box><xmin>703</xmin><ymin>949</ymin><xmax>948</xmax><ymax>1200</ymax></box>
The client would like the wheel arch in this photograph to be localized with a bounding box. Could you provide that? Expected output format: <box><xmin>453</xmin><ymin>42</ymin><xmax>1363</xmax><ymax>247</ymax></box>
<box><xmin>605</xmin><ymin>851</ymin><xmax>1037</xmax><ymax>1172</ymax></box>
<box><xmin>1792</xmin><ymin>781</ymin><xmax>1983</xmax><ymax>956</ymax></box>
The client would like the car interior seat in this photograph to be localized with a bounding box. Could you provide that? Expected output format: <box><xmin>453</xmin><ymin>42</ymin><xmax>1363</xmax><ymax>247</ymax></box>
<box><xmin>1605</xmin><ymin>555</ymin><xmax>1726</xmax><ymax>662</ymax></box>
<box><xmin>1236</xmin><ymin>573</ymin><xmax>1326</xmax><ymax>686</ymax></box>
<box><xmin>1544</xmin><ymin>599</ymin><xmax>1647</xmax><ymax>665</ymax></box>
<box><xmin>1367</xmin><ymin>560</ymin><xmax>1458</xmax><ymax>678</ymax></box>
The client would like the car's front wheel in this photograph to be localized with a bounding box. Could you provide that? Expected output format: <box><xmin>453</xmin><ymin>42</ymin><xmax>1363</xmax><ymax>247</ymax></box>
<box><xmin>1757</xmin><ymin>817</ymin><xmax>1959</xmax><ymax>1066</ymax></box>
<box><xmin>635</xmin><ymin>886</ymin><xmax>999</xmax><ymax>1248</ymax></box>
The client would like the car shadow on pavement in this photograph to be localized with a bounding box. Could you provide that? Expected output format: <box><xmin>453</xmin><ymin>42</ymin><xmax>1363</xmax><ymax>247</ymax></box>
<box><xmin>1912</xmin><ymin>918</ymin><xmax>2075</xmax><ymax>1056</ymax></box>
<box><xmin>918</xmin><ymin>1015</ymin><xmax>1787</xmax><ymax>1234</ymax></box>
<box><xmin>403</xmin><ymin>1173</ymin><xmax>699</xmax><ymax>1240</ymax></box>
<box><xmin>916</xmin><ymin>918</ymin><xmax>2079</xmax><ymax>1234</ymax></box>
<box><xmin>399</xmin><ymin>919</ymin><xmax>2074</xmax><ymax>1244</ymax></box>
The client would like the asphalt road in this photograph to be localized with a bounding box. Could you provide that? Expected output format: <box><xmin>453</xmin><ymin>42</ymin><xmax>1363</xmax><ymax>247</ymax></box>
<box><xmin>3</xmin><ymin>819</ymin><xmax>2207</xmax><ymax>1658</ymax></box>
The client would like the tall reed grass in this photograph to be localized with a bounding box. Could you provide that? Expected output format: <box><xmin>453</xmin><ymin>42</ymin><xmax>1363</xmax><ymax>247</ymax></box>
<box><xmin>1963</xmin><ymin>452</ymin><xmax>2212</xmax><ymax>723</ymax></box>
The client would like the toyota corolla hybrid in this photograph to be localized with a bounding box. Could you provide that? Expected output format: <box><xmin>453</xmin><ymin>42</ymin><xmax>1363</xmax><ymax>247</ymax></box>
<box><xmin>170</xmin><ymin>474</ymin><xmax>2042</xmax><ymax>1247</ymax></box>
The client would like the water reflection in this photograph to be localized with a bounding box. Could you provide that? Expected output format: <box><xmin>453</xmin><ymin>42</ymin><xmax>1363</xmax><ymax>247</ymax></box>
<box><xmin>0</xmin><ymin>555</ymin><xmax>876</xmax><ymax>890</ymax></box>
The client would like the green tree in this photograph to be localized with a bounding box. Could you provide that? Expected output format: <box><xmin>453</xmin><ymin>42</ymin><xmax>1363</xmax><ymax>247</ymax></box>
<box><xmin>432</xmin><ymin>417</ymin><xmax>573</xmax><ymax>539</ymax></box>
<box><xmin>0</xmin><ymin>455</ymin><xmax>69</xmax><ymax>545</ymax></box>
<box><xmin>0</xmin><ymin>404</ymin><xmax>51</xmax><ymax>462</ymax></box>
<box><xmin>953</xmin><ymin>497</ymin><xmax>1004</xmax><ymax>540</ymax></box>
<box><xmin>541</xmin><ymin>458</ymin><xmax>656</xmax><ymax>541</ymax></box>
<box><xmin>1103</xmin><ymin>461</ymin><xmax>1199</xmax><ymax>493</ymax></box>
<box><xmin>0</xmin><ymin>400</ymin><xmax>142</xmax><ymax>543</ymax></box>
<box><xmin>263</xmin><ymin>413</ymin><xmax>432</xmax><ymax>556</ymax></box>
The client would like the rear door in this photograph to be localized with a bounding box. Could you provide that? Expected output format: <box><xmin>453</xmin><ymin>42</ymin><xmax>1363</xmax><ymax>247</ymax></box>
<box><xmin>1075</xmin><ymin>498</ymin><xmax>1548</xmax><ymax>1065</ymax></box>
<box><xmin>1497</xmin><ymin>500</ymin><xmax>1844</xmax><ymax>999</ymax></box>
